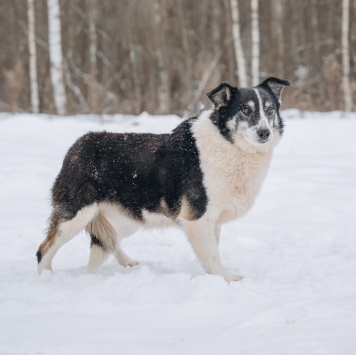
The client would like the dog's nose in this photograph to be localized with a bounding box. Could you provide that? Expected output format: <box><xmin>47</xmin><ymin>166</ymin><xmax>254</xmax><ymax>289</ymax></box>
<box><xmin>257</xmin><ymin>129</ymin><xmax>270</xmax><ymax>141</ymax></box>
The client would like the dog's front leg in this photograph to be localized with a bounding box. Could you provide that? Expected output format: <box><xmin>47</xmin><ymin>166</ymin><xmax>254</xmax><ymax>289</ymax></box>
<box><xmin>215</xmin><ymin>224</ymin><xmax>221</xmax><ymax>245</ymax></box>
<box><xmin>182</xmin><ymin>218</ymin><xmax>243</xmax><ymax>282</ymax></box>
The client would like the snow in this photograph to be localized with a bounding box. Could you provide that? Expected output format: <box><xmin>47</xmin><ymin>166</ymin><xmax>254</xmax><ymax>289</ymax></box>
<box><xmin>0</xmin><ymin>111</ymin><xmax>356</xmax><ymax>355</ymax></box>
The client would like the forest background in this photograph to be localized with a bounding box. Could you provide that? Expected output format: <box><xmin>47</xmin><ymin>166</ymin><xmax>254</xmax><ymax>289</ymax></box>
<box><xmin>0</xmin><ymin>0</ymin><xmax>354</xmax><ymax>116</ymax></box>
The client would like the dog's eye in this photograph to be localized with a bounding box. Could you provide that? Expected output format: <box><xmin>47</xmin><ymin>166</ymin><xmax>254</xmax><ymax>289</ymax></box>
<box><xmin>241</xmin><ymin>107</ymin><xmax>252</xmax><ymax>116</ymax></box>
<box><xmin>266</xmin><ymin>107</ymin><xmax>275</xmax><ymax>116</ymax></box>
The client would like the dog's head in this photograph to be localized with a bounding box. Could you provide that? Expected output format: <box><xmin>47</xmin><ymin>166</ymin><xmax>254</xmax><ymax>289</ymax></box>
<box><xmin>206</xmin><ymin>77</ymin><xmax>290</xmax><ymax>150</ymax></box>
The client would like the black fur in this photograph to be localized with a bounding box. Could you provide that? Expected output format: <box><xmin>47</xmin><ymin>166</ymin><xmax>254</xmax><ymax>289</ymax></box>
<box><xmin>259</xmin><ymin>77</ymin><xmax>291</xmax><ymax>107</ymax></box>
<box><xmin>36</xmin><ymin>250</ymin><xmax>42</xmax><ymax>263</ymax></box>
<box><xmin>51</xmin><ymin>117</ymin><xmax>208</xmax><ymax>223</ymax></box>
<box><xmin>90</xmin><ymin>235</ymin><xmax>104</xmax><ymax>248</ymax></box>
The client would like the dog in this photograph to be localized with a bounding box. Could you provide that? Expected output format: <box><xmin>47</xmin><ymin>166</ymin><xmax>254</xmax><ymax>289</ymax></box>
<box><xmin>36</xmin><ymin>77</ymin><xmax>290</xmax><ymax>282</ymax></box>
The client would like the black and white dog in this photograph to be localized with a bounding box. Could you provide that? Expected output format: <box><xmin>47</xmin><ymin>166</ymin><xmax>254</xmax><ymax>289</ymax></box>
<box><xmin>37</xmin><ymin>77</ymin><xmax>290</xmax><ymax>282</ymax></box>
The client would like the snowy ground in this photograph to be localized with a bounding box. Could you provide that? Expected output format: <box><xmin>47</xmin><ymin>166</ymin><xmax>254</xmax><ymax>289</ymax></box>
<box><xmin>0</xmin><ymin>111</ymin><xmax>356</xmax><ymax>355</ymax></box>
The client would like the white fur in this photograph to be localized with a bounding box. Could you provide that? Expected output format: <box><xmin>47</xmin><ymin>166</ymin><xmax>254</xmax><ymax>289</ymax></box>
<box><xmin>237</xmin><ymin>121</ymin><xmax>262</xmax><ymax>148</ymax></box>
<box><xmin>191</xmin><ymin>110</ymin><xmax>277</xmax><ymax>224</ymax></box>
<box><xmin>186</xmin><ymin>109</ymin><xmax>281</xmax><ymax>281</ymax></box>
<box><xmin>97</xmin><ymin>202</ymin><xmax>139</xmax><ymax>238</ymax></box>
<box><xmin>98</xmin><ymin>202</ymin><xmax>174</xmax><ymax>235</ymax></box>
<box><xmin>87</xmin><ymin>244</ymin><xmax>109</xmax><ymax>271</ymax></box>
<box><xmin>59</xmin><ymin>203</ymin><xmax>99</xmax><ymax>239</ymax></box>
<box><xmin>142</xmin><ymin>210</ymin><xmax>175</xmax><ymax>228</ymax></box>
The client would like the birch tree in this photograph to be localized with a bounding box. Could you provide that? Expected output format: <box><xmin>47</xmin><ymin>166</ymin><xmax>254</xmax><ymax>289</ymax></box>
<box><xmin>47</xmin><ymin>0</ymin><xmax>66</xmax><ymax>115</ymax></box>
<box><xmin>86</xmin><ymin>0</ymin><xmax>98</xmax><ymax>113</ymax></box>
<box><xmin>1</xmin><ymin>0</ymin><xmax>356</xmax><ymax>114</ymax></box>
<box><xmin>27</xmin><ymin>0</ymin><xmax>39</xmax><ymax>113</ymax></box>
<box><xmin>230</xmin><ymin>0</ymin><xmax>247</xmax><ymax>87</ymax></box>
<box><xmin>251</xmin><ymin>0</ymin><xmax>259</xmax><ymax>86</ymax></box>
<box><xmin>271</xmin><ymin>0</ymin><xmax>284</xmax><ymax>78</ymax></box>
<box><xmin>153</xmin><ymin>0</ymin><xmax>170</xmax><ymax>113</ymax></box>
<box><xmin>342</xmin><ymin>0</ymin><xmax>352</xmax><ymax>112</ymax></box>
<box><xmin>177</xmin><ymin>0</ymin><xmax>193</xmax><ymax>106</ymax></box>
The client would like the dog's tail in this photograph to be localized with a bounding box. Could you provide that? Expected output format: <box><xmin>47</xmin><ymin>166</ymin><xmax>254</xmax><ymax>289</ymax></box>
<box><xmin>86</xmin><ymin>213</ymin><xmax>117</xmax><ymax>270</ymax></box>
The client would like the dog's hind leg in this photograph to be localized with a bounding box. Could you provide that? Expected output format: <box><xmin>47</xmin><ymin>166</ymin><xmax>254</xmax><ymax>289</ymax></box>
<box><xmin>37</xmin><ymin>203</ymin><xmax>99</xmax><ymax>274</ymax></box>
<box><xmin>86</xmin><ymin>213</ymin><xmax>117</xmax><ymax>271</ymax></box>
<box><xmin>88</xmin><ymin>234</ymin><xmax>139</xmax><ymax>270</ymax></box>
<box><xmin>87</xmin><ymin>203</ymin><xmax>140</xmax><ymax>270</ymax></box>
<box><xmin>87</xmin><ymin>234</ymin><xmax>111</xmax><ymax>271</ymax></box>
<box><xmin>102</xmin><ymin>203</ymin><xmax>140</xmax><ymax>268</ymax></box>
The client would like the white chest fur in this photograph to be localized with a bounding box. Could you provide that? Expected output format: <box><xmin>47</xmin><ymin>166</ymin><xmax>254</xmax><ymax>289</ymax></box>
<box><xmin>191</xmin><ymin>111</ymin><xmax>275</xmax><ymax>223</ymax></box>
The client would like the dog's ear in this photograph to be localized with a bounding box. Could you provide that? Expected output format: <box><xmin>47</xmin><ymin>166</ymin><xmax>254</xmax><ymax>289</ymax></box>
<box><xmin>207</xmin><ymin>83</ymin><xmax>234</xmax><ymax>108</ymax></box>
<box><xmin>259</xmin><ymin>77</ymin><xmax>290</xmax><ymax>102</ymax></box>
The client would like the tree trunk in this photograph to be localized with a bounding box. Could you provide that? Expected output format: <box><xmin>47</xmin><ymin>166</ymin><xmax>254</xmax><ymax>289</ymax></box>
<box><xmin>271</xmin><ymin>0</ymin><xmax>284</xmax><ymax>77</ymax></box>
<box><xmin>230</xmin><ymin>0</ymin><xmax>247</xmax><ymax>87</ymax></box>
<box><xmin>86</xmin><ymin>0</ymin><xmax>98</xmax><ymax>113</ymax></box>
<box><xmin>212</xmin><ymin>1</ymin><xmax>221</xmax><ymax>84</ymax></box>
<box><xmin>47</xmin><ymin>0</ymin><xmax>66</xmax><ymax>115</ymax></box>
<box><xmin>27</xmin><ymin>0</ymin><xmax>39</xmax><ymax>113</ymax></box>
<box><xmin>129</xmin><ymin>44</ymin><xmax>142</xmax><ymax>114</ymax></box>
<box><xmin>153</xmin><ymin>0</ymin><xmax>170</xmax><ymax>114</ymax></box>
<box><xmin>342</xmin><ymin>0</ymin><xmax>352</xmax><ymax>112</ymax></box>
<box><xmin>183</xmin><ymin>51</ymin><xmax>222</xmax><ymax>118</ymax></box>
<box><xmin>251</xmin><ymin>0</ymin><xmax>259</xmax><ymax>86</ymax></box>
<box><xmin>177</xmin><ymin>0</ymin><xmax>193</xmax><ymax>108</ymax></box>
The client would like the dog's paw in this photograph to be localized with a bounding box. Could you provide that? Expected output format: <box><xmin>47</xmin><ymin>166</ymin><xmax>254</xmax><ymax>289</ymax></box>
<box><xmin>224</xmin><ymin>273</ymin><xmax>244</xmax><ymax>282</ymax></box>
<box><xmin>120</xmin><ymin>259</ymin><xmax>139</xmax><ymax>268</ymax></box>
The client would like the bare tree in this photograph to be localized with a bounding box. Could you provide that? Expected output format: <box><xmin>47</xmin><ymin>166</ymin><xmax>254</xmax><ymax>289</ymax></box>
<box><xmin>251</xmin><ymin>0</ymin><xmax>260</xmax><ymax>86</ymax></box>
<box><xmin>230</xmin><ymin>0</ymin><xmax>247</xmax><ymax>87</ymax></box>
<box><xmin>27</xmin><ymin>0</ymin><xmax>39</xmax><ymax>113</ymax></box>
<box><xmin>177</xmin><ymin>0</ymin><xmax>193</xmax><ymax>106</ymax></box>
<box><xmin>1</xmin><ymin>0</ymin><xmax>356</xmax><ymax>114</ymax></box>
<box><xmin>153</xmin><ymin>0</ymin><xmax>170</xmax><ymax>113</ymax></box>
<box><xmin>47</xmin><ymin>0</ymin><xmax>67</xmax><ymax>115</ymax></box>
<box><xmin>129</xmin><ymin>44</ymin><xmax>142</xmax><ymax>114</ymax></box>
<box><xmin>86</xmin><ymin>0</ymin><xmax>98</xmax><ymax>113</ymax></box>
<box><xmin>270</xmin><ymin>0</ymin><xmax>284</xmax><ymax>77</ymax></box>
<box><xmin>342</xmin><ymin>0</ymin><xmax>352</xmax><ymax>112</ymax></box>
<box><xmin>184</xmin><ymin>52</ymin><xmax>222</xmax><ymax>118</ymax></box>
<box><xmin>2</xmin><ymin>61</ymin><xmax>25</xmax><ymax>113</ymax></box>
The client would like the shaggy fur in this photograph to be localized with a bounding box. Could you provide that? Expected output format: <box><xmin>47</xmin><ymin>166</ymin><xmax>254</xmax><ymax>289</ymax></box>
<box><xmin>36</xmin><ymin>77</ymin><xmax>290</xmax><ymax>281</ymax></box>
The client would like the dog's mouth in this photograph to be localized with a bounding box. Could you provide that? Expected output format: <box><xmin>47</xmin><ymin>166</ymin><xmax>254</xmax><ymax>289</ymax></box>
<box><xmin>257</xmin><ymin>138</ymin><xmax>270</xmax><ymax>144</ymax></box>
